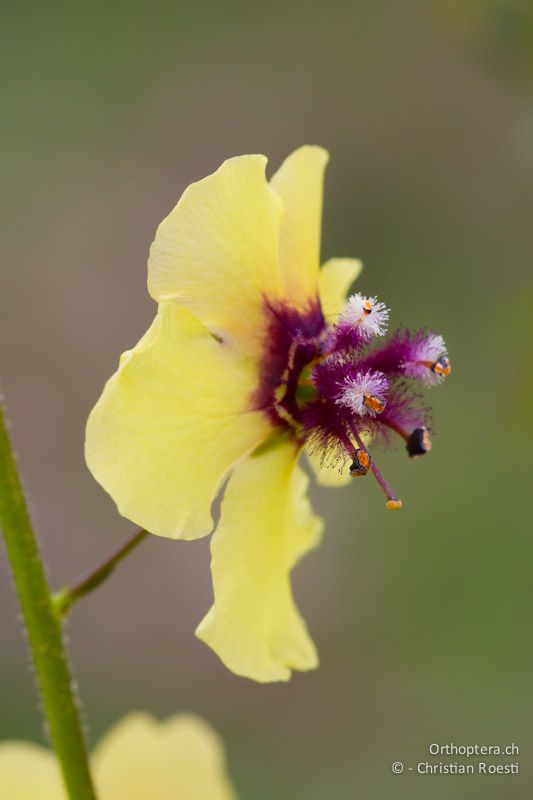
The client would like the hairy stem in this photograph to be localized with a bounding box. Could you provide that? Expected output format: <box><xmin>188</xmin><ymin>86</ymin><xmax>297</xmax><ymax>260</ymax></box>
<box><xmin>54</xmin><ymin>528</ymin><xmax>148</xmax><ymax>617</ymax></box>
<box><xmin>0</xmin><ymin>402</ymin><xmax>97</xmax><ymax>799</ymax></box>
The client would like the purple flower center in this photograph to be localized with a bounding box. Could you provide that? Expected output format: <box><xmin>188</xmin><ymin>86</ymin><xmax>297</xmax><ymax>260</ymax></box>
<box><xmin>252</xmin><ymin>299</ymin><xmax>326</xmax><ymax>426</ymax></box>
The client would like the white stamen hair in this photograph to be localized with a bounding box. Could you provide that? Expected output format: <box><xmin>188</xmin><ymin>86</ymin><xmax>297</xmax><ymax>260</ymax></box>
<box><xmin>339</xmin><ymin>293</ymin><xmax>390</xmax><ymax>339</ymax></box>
<box><xmin>420</xmin><ymin>334</ymin><xmax>447</xmax><ymax>361</ymax></box>
<box><xmin>335</xmin><ymin>370</ymin><xmax>389</xmax><ymax>416</ymax></box>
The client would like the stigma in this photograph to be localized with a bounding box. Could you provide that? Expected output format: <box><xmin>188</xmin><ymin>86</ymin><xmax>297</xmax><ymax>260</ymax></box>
<box><xmin>386</xmin><ymin>499</ymin><xmax>403</xmax><ymax>510</ymax></box>
<box><xmin>348</xmin><ymin>430</ymin><xmax>403</xmax><ymax>509</ymax></box>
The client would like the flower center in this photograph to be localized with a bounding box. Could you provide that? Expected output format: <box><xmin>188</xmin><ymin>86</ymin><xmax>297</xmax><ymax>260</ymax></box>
<box><xmin>252</xmin><ymin>292</ymin><xmax>451</xmax><ymax>510</ymax></box>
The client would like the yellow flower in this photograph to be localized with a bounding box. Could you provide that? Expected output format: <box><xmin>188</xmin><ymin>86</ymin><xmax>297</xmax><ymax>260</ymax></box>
<box><xmin>86</xmin><ymin>146</ymin><xmax>449</xmax><ymax>682</ymax></box>
<box><xmin>0</xmin><ymin>712</ymin><xmax>237</xmax><ymax>799</ymax></box>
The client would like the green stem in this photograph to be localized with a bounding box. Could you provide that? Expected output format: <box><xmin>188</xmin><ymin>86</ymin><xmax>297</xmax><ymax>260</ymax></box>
<box><xmin>0</xmin><ymin>402</ymin><xmax>97</xmax><ymax>800</ymax></box>
<box><xmin>54</xmin><ymin>528</ymin><xmax>148</xmax><ymax>617</ymax></box>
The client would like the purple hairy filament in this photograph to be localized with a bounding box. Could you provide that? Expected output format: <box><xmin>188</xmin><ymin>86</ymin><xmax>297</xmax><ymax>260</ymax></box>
<box><xmin>251</xmin><ymin>293</ymin><xmax>450</xmax><ymax>509</ymax></box>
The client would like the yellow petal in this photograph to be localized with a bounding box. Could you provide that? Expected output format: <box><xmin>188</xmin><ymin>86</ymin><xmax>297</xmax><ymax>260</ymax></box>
<box><xmin>148</xmin><ymin>155</ymin><xmax>283</xmax><ymax>353</ymax></box>
<box><xmin>305</xmin><ymin>444</ymin><xmax>352</xmax><ymax>487</ymax></box>
<box><xmin>196</xmin><ymin>437</ymin><xmax>324</xmax><ymax>682</ymax></box>
<box><xmin>318</xmin><ymin>257</ymin><xmax>362</xmax><ymax>320</ymax></box>
<box><xmin>0</xmin><ymin>742</ymin><xmax>65</xmax><ymax>799</ymax></box>
<box><xmin>85</xmin><ymin>302</ymin><xmax>272</xmax><ymax>540</ymax></box>
<box><xmin>93</xmin><ymin>713</ymin><xmax>236</xmax><ymax>800</ymax></box>
<box><xmin>270</xmin><ymin>146</ymin><xmax>329</xmax><ymax>306</ymax></box>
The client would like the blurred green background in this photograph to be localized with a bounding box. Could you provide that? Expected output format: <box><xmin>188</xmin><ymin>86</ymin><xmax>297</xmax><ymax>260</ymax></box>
<box><xmin>1</xmin><ymin>1</ymin><xmax>532</xmax><ymax>797</ymax></box>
